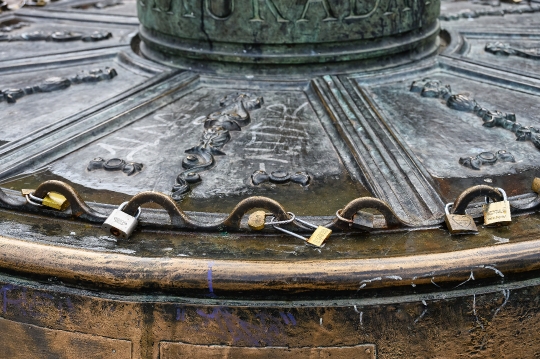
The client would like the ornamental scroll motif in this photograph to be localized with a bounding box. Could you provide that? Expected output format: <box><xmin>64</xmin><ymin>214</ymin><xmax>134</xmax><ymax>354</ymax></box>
<box><xmin>459</xmin><ymin>150</ymin><xmax>515</xmax><ymax>170</ymax></box>
<box><xmin>1</xmin><ymin>67</ymin><xmax>117</xmax><ymax>104</ymax></box>
<box><xmin>171</xmin><ymin>93</ymin><xmax>264</xmax><ymax>200</ymax></box>
<box><xmin>0</xmin><ymin>30</ymin><xmax>112</xmax><ymax>42</ymax></box>
<box><xmin>410</xmin><ymin>78</ymin><xmax>540</xmax><ymax>151</ymax></box>
<box><xmin>485</xmin><ymin>42</ymin><xmax>540</xmax><ymax>60</ymax></box>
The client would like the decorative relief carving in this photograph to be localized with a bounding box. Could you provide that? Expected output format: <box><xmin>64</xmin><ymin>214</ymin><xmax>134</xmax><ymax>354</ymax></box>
<box><xmin>171</xmin><ymin>93</ymin><xmax>264</xmax><ymax>200</ymax></box>
<box><xmin>251</xmin><ymin>170</ymin><xmax>310</xmax><ymax>186</ymax></box>
<box><xmin>439</xmin><ymin>3</ymin><xmax>540</xmax><ymax>21</ymax></box>
<box><xmin>0</xmin><ymin>30</ymin><xmax>112</xmax><ymax>42</ymax></box>
<box><xmin>0</xmin><ymin>22</ymin><xmax>29</xmax><ymax>32</ymax></box>
<box><xmin>459</xmin><ymin>150</ymin><xmax>515</xmax><ymax>170</ymax></box>
<box><xmin>0</xmin><ymin>67</ymin><xmax>117</xmax><ymax>104</ymax></box>
<box><xmin>87</xmin><ymin>157</ymin><xmax>143</xmax><ymax>176</ymax></box>
<box><xmin>73</xmin><ymin>0</ymin><xmax>124</xmax><ymax>9</ymax></box>
<box><xmin>410</xmin><ymin>78</ymin><xmax>540</xmax><ymax>150</ymax></box>
<box><xmin>485</xmin><ymin>42</ymin><xmax>540</xmax><ymax>60</ymax></box>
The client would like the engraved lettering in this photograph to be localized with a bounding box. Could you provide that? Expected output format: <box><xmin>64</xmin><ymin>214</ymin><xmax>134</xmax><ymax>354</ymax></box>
<box><xmin>114</xmin><ymin>217</ymin><xmax>127</xmax><ymax>226</ymax></box>
<box><xmin>206</xmin><ymin>0</ymin><xmax>234</xmax><ymax>20</ymax></box>
<box><xmin>297</xmin><ymin>0</ymin><xmax>337</xmax><ymax>22</ymax></box>
<box><xmin>384</xmin><ymin>0</ymin><xmax>399</xmax><ymax>15</ymax></box>
<box><xmin>250</xmin><ymin>0</ymin><xmax>288</xmax><ymax>22</ymax></box>
<box><xmin>153</xmin><ymin>0</ymin><xmax>173</xmax><ymax>12</ymax></box>
<box><xmin>182</xmin><ymin>0</ymin><xmax>195</xmax><ymax>17</ymax></box>
<box><xmin>345</xmin><ymin>0</ymin><xmax>381</xmax><ymax>19</ymax></box>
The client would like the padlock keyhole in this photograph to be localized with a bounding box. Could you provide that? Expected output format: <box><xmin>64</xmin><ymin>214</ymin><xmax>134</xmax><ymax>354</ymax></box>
<box><xmin>110</xmin><ymin>227</ymin><xmax>121</xmax><ymax>237</ymax></box>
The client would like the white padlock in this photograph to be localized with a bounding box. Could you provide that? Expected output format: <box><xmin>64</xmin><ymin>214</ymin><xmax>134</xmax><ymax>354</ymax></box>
<box><xmin>102</xmin><ymin>202</ymin><xmax>142</xmax><ymax>239</ymax></box>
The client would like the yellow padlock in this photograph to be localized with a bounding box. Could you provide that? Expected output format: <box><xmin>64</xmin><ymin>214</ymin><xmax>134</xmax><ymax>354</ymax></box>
<box><xmin>23</xmin><ymin>189</ymin><xmax>69</xmax><ymax>211</ymax></box>
<box><xmin>42</xmin><ymin>192</ymin><xmax>69</xmax><ymax>211</ymax></box>
<box><xmin>307</xmin><ymin>226</ymin><xmax>332</xmax><ymax>246</ymax></box>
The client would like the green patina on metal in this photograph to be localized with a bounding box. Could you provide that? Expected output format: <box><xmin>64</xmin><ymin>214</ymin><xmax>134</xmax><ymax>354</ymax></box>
<box><xmin>137</xmin><ymin>0</ymin><xmax>440</xmax><ymax>67</ymax></box>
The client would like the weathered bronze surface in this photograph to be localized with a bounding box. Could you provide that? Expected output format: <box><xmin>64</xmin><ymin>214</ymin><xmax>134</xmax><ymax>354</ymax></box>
<box><xmin>0</xmin><ymin>0</ymin><xmax>540</xmax><ymax>358</ymax></box>
<box><xmin>138</xmin><ymin>0</ymin><xmax>440</xmax><ymax>70</ymax></box>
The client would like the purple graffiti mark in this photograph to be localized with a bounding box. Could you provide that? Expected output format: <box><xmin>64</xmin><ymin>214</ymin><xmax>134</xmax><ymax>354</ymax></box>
<box><xmin>57</xmin><ymin>297</ymin><xmax>75</xmax><ymax>323</ymax></box>
<box><xmin>1</xmin><ymin>285</ymin><xmax>26</xmax><ymax>316</ymax></box>
<box><xmin>27</xmin><ymin>292</ymin><xmax>54</xmax><ymax>319</ymax></box>
<box><xmin>194</xmin><ymin>307</ymin><xmax>296</xmax><ymax>346</ymax></box>
<box><xmin>176</xmin><ymin>306</ymin><xmax>186</xmax><ymax>321</ymax></box>
<box><xmin>279</xmin><ymin>311</ymin><xmax>297</xmax><ymax>326</ymax></box>
<box><xmin>207</xmin><ymin>261</ymin><xmax>217</xmax><ymax>298</ymax></box>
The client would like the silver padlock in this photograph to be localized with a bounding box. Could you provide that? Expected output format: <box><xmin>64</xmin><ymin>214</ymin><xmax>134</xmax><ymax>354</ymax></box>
<box><xmin>102</xmin><ymin>202</ymin><xmax>142</xmax><ymax>239</ymax></box>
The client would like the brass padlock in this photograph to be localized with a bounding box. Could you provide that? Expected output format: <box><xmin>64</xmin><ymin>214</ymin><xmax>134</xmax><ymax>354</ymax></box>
<box><xmin>483</xmin><ymin>187</ymin><xmax>512</xmax><ymax>226</ymax></box>
<box><xmin>270</xmin><ymin>215</ymin><xmax>332</xmax><ymax>247</ymax></box>
<box><xmin>23</xmin><ymin>190</ymin><xmax>69</xmax><ymax>211</ymax></box>
<box><xmin>248</xmin><ymin>210</ymin><xmax>266</xmax><ymax>230</ymax></box>
<box><xmin>532</xmin><ymin>177</ymin><xmax>540</xmax><ymax>194</ymax></box>
<box><xmin>444</xmin><ymin>202</ymin><xmax>478</xmax><ymax>235</ymax></box>
<box><xmin>306</xmin><ymin>226</ymin><xmax>333</xmax><ymax>246</ymax></box>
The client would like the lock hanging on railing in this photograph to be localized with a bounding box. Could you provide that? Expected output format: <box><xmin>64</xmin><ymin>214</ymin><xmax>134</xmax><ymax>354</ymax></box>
<box><xmin>248</xmin><ymin>210</ymin><xmax>332</xmax><ymax>247</ymax></box>
<box><xmin>102</xmin><ymin>202</ymin><xmax>142</xmax><ymax>239</ymax></box>
<box><xmin>444</xmin><ymin>202</ymin><xmax>478</xmax><ymax>235</ymax></box>
<box><xmin>483</xmin><ymin>187</ymin><xmax>512</xmax><ymax>226</ymax></box>
<box><xmin>23</xmin><ymin>189</ymin><xmax>69</xmax><ymax>211</ymax></box>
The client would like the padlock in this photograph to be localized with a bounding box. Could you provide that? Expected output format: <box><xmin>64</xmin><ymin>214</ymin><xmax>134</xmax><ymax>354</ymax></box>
<box><xmin>271</xmin><ymin>215</ymin><xmax>332</xmax><ymax>247</ymax></box>
<box><xmin>101</xmin><ymin>202</ymin><xmax>142</xmax><ymax>239</ymax></box>
<box><xmin>483</xmin><ymin>187</ymin><xmax>512</xmax><ymax>226</ymax></box>
<box><xmin>248</xmin><ymin>210</ymin><xmax>267</xmax><ymax>230</ymax></box>
<box><xmin>42</xmin><ymin>192</ymin><xmax>69</xmax><ymax>211</ymax></box>
<box><xmin>444</xmin><ymin>202</ymin><xmax>478</xmax><ymax>235</ymax></box>
<box><xmin>23</xmin><ymin>190</ymin><xmax>69</xmax><ymax>211</ymax></box>
<box><xmin>532</xmin><ymin>177</ymin><xmax>540</xmax><ymax>194</ymax></box>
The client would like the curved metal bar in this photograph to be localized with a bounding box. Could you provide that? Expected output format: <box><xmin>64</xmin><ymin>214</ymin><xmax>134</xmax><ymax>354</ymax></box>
<box><xmin>33</xmin><ymin>180</ymin><xmax>107</xmax><ymax>222</ymax></box>
<box><xmin>330</xmin><ymin>197</ymin><xmax>404</xmax><ymax>230</ymax></box>
<box><xmin>222</xmin><ymin>196</ymin><xmax>289</xmax><ymax>229</ymax></box>
<box><xmin>0</xmin><ymin>188</ymin><xmax>26</xmax><ymax>208</ymax></box>
<box><xmin>510</xmin><ymin>178</ymin><xmax>540</xmax><ymax>211</ymax></box>
<box><xmin>124</xmin><ymin>193</ymin><xmax>289</xmax><ymax>230</ymax></box>
<box><xmin>123</xmin><ymin>191</ymin><xmax>193</xmax><ymax>228</ymax></box>
<box><xmin>510</xmin><ymin>195</ymin><xmax>540</xmax><ymax>211</ymax></box>
<box><xmin>451</xmin><ymin>185</ymin><xmax>504</xmax><ymax>215</ymax></box>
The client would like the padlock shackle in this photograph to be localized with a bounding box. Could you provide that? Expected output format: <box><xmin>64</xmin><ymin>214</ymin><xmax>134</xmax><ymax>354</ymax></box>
<box><xmin>294</xmin><ymin>217</ymin><xmax>318</xmax><ymax>230</ymax></box>
<box><xmin>266</xmin><ymin>212</ymin><xmax>295</xmax><ymax>226</ymax></box>
<box><xmin>451</xmin><ymin>185</ymin><xmax>505</xmax><ymax>215</ymax></box>
<box><xmin>269</xmin><ymin>217</ymin><xmax>307</xmax><ymax>242</ymax></box>
<box><xmin>26</xmin><ymin>193</ymin><xmax>44</xmax><ymax>206</ymax></box>
<box><xmin>445</xmin><ymin>202</ymin><xmax>453</xmax><ymax>215</ymax></box>
<box><xmin>118</xmin><ymin>201</ymin><xmax>142</xmax><ymax>220</ymax></box>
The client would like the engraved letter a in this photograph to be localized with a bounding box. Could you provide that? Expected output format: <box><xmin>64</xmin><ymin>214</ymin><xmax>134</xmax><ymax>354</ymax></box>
<box><xmin>297</xmin><ymin>0</ymin><xmax>337</xmax><ymax>22</ymax></box>
<box><xmin>250</xmin><ymin>0</ymin><xmax>289</xmax><ymax>23</ymax></box>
